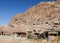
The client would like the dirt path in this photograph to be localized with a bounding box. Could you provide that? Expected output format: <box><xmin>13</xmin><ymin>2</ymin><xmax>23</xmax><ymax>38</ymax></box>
<box><xmin>0</xmin><ymin>35</ymin><xmax>59</xmax><ymax>43</ymax></box>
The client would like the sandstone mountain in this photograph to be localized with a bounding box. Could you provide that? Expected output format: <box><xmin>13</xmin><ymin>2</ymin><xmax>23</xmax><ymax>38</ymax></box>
<box><xmin>8</xmin><ymin>1</ymin><xmax>60</xmax><ymax>32</ymax></box>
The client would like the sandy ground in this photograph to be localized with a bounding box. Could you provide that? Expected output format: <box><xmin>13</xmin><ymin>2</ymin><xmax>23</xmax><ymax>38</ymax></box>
<box><xmin>0</xmin><ymin>35</ymin><xmax>60</xmax><ymax>43</ymax></box>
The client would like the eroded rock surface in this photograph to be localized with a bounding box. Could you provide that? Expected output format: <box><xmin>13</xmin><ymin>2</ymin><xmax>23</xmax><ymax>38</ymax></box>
<box><xmin>9</xmin><ymin>1</ymin><xmax>60</xmax><ymax>31</ymax></box>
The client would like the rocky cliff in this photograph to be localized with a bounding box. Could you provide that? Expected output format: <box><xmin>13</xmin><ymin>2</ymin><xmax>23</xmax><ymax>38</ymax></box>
<box><xmin>9</xmin><ymin>1</ymin><xmax>60</xmax><ymax>31</ymax></box>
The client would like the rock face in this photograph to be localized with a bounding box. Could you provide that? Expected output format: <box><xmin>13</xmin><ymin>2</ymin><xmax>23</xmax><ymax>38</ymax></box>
<box><xmin>0</xmin><ymin>26</ymin><xmax>4</xmax><ymax>34</ymax></box>
<box><xmin>9</xmin><ymin>1</ymin><xmax>60</xmax><ymax>31</ymax></box>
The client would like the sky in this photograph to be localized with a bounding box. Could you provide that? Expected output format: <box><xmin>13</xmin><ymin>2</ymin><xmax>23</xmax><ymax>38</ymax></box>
<box><xmin>0</xmin><ymin>0</ymin><xmax>56</xmax><ymax>26</ymax></box>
